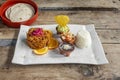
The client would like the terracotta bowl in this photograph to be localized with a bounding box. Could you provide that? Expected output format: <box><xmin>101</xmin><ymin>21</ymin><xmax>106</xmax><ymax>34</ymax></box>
<box><xmin>59</xmin><ymin>43</ymin><xmax>75</xmax><ymax>57</ymax></box>
<box><xmin>0</xmin><ymin>0</ymin><xmax>38</xmax><ymax>28</ymax></box>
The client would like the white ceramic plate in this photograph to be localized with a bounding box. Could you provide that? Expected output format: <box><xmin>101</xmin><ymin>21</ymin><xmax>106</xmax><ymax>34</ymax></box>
<box><xmin>12</xmin><ymin>24</ymin><xmax>109</xmax><ymax>65</ymax></box>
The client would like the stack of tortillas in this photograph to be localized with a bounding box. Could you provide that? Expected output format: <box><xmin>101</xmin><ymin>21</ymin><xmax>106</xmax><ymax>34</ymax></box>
<box><xmin>5</xmin><ymin>3</ymin><xmax>35</xmax><ymax>22</ymax></box>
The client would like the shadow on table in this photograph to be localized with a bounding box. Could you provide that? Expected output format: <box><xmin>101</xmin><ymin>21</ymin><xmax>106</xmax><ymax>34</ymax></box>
<box><xmin>2</xmin><ymin>29</ymin><xmax>18</xmax><ymax>69</ymax></box>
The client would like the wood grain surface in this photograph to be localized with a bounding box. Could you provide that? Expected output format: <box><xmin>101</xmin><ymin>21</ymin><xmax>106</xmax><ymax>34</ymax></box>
<box><xmin>1</xmin><ymin>11</ymin><xmax>120</xmax><ymax>29</ymax></box>
<box><xmin>1</xmin><ymin>0</ymin><xmax>120</xmax><ymax>9</ymax></box>
<box><xmin>0</xmin><ymin>0</ymin><xmax>120</xmax><ymax>80</ymax></box>
<box><xmin>0</xmin><ymin>44</ymin><xmax>120</xmax><ymax>80</ymax></box>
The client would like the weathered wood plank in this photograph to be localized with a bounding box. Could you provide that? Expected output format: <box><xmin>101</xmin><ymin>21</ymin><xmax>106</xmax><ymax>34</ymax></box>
<box><xmin>0</xmin><ymin>11</ymin><xmax>120</xmax><ymax>29</ymax></box>
<box><xmin>34</xmin><ymin>11</ymin><xmax>120</xmax><ymax>29</ymax></box>
<box><xmin>0</xmin><ymin>0</ymin><xmax>119</xmax><ymax>9</ymax></box>
<box><xmin>0</xmin><ymin>29</ymin><xmax>19</xmax><ymax>39</ymax></box>
<box><xmin>97</xmin><ymin>30</ymin><xmax>120</xmax><ymax>44</ymax></box>
<box><xmin>0</xmin><ymin>44</ymin><xmax>120</xmax><ymax>80</ymax></box>
<box><xmin>0</xmin><ymin>39</ymin><xmax>16</xmax><ymax>46</ymax></box>
<box><xmin>0</xmin><ymin>29</ymin><xmax>120</xmax><ymax>44</ymax></box>
<box><xmin>36</xmin><ymin>0</ymin><xmax>119</xmax><ymax>9</ymax></box>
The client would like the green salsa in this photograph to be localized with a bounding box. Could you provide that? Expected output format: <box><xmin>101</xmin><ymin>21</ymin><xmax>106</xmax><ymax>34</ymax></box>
<box><xmin>57</xmin><ymin>25</ymin><xmax>69</xmax><ymax>33</ymax></box>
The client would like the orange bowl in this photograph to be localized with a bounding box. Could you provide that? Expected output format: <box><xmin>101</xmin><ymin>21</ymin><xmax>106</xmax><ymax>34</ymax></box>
<box><xmin>0</xmin><ymin>0</ymin><xmax>38</xmax><ymax>28</ymax></box>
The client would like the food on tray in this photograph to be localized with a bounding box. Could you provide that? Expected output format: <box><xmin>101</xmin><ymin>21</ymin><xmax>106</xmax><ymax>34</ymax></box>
<box><xmin>61</xmin><ymin>32</ymin><xmax>76</xmax><ymax>44</ymax></box>
<box><xmin>75</xmin><ymin>30</ymin><xmax>92</xmax><ymax>48</ymax></box>
<box><xmin>26</xmin><ymin>28</ymin><xmax>52</xmax><ymax>49</ymax></box>
<box><xmin>33</xmin><ymin>47</ymin><xmax>48</xmax><ymax>55</ymax></box>
<box><xmin>44</xmin><ymin>30</ymin><xmax>53</xmax><ymax>38</ymax></box>
<box><xmin>5</xmin><ymin>3</ymin><xmax>35</xmax><ymax>22</ymax></box>
<box><xmin>48</xmin><ymin>38</ymin><xmax>59</xmax><ymax>50</ymax></box>
<box><xmin>59</xmin><ymin>43</ymin><xmax>74</xmax><ymax>57</ymax></box>
<box><xmin>27</xmin><ymin>27</ymin><xmax>59</xmax><ymax>55</ymax></box>
<box><xmin>55</xmin><ymin>15</ymin><xmax>70</xmax><ymax>34</ymax></box>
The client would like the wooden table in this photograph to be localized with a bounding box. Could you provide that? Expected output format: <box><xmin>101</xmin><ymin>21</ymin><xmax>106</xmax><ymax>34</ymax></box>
<box><xmin>0</xmin><ymin>0</ymin><xmax>120</xmax><ymax>80</ymax></box>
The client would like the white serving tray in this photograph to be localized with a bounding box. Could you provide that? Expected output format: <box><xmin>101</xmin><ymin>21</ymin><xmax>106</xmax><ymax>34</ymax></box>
<box><xmin>12</xmin><ymin>24</ymin><xmax>109</xmax><ymax>65</ymax></box>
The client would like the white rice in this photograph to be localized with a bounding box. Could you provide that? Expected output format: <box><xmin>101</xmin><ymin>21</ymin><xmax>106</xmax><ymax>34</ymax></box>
<box><xmin>75</xmin><ymin>30</ymin><xmax>92</xmax><ymax>48</ymax></box>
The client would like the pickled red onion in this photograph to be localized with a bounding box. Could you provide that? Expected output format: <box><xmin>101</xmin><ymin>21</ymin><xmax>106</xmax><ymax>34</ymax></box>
<box><xmin>32</xmin><ymin>28</ymin><xmax>43</xmax><ymax>36</ymax></box>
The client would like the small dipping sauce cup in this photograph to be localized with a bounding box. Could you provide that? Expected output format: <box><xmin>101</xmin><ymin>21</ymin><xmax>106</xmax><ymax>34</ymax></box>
<box><xmin>59</xmin><ymin>43</ymin><xmax>74</xmax><ymax>57</ymax></box>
